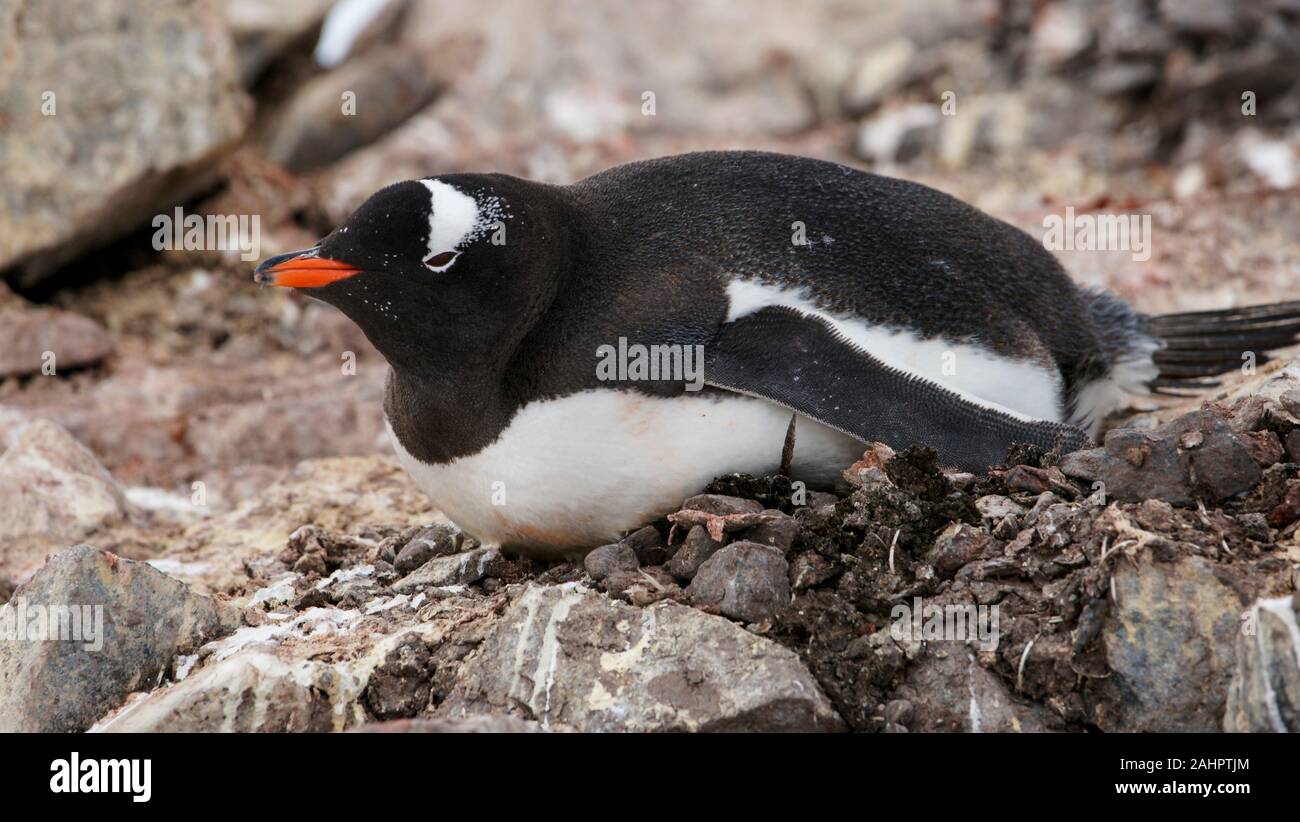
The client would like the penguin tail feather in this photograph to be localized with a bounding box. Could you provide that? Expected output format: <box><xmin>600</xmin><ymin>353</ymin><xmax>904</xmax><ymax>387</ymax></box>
<box><xmin>1145</xmin><ymin>299</ymin><xmax>1300</xmax><ymax>396</ymax></box>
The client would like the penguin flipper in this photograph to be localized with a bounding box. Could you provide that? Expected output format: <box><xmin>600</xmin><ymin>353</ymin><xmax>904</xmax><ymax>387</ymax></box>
<box><xmin>703</xmin><ymin>307</ymin><xmax>1091</xmax><ymax>473</ymax></box>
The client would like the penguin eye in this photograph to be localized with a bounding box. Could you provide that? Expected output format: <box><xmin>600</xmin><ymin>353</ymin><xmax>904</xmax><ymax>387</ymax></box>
<box><xmin>424</xmin><ymin>251</ymin><xmax>458</xmax><ymax>270</ymax></box>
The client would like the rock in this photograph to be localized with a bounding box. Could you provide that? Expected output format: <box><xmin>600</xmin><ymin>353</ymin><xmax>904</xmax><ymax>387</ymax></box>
<box><xmin>0</xmin><ymin>0</ymin><xmax>250</xmax><ymax>285</ymax></box>
<box><xmin>1240</xmin><ymin>430</ymin><xmax>1284</xmax><ymax>467</ymax></box>
<box><xmin>929</xmin><ymin>522</ymin><xmax>993</xmax><ymax>575</ymax></box>
<box><xmin>0</xmin><ymin>546</ymin><xmax>236</xmax><ymax>732</ymax></box>
<box><xmin>393</xmin><ymin>524</ymin><xmax>464</xmax><ymax>575</ymax></box>
<box><xmin>903</xmin><ymin>649</ymin><xmax>1050</xmax><ymax>732</ymax></box>
<box><xmin>842</xmin><ymin>38</ymin><xmax>919</xmax><ymax>115</ymax></box>
<box><xmin>0</xmin><ymin>420</ymin><xmax>131</xmax><ymax>580</ymax></box>
<box><xmin>789</xmin><ymin>551</ymin><xmax>838</xmax><ymax>591</ymax></box>
<box><xmin>583</xmin><ymin>543</ymin><xmax>639</xmax><ymax>582</ymax></box>
<box><xmin>1267</xmin><ymin>481</ymin><xmax>1300</xmax><ymax>528</ymax></box>
<box><xmin>351</xmin><ymin>715</ymin><xmax>547</xmax><ymax>733</ymax></box>
<box><xmin>362</xmin><ymin>634</ymin><xmax>434</xmax><ymax>720</ymax></box>
<box><xmin>1029</xmin><ymin>3</ymin><xmax>1091</xmax><ymax>68</ymax></box>
<box><xmin>262</xmin><ymin>45</ymin><xmax>445</xmax><ymax>172</ymax></box>
<box><xmin>688</xmin><ymin>542</ymin><xmax>790</xmax><ymax>624</ymax></box>
<box><xmin>1098</xmin><ymin>554</ymin><xmax>1250</xmax><ymax>732</ymax></box>
<box><xmin>682</xmin><ymin>494</ymin><xmax>763</xmax><ymax>516</ymax></box>
<box><xmin>619</xmin><ymin>525</ymin><xmax>667</xmax><ymax>566</ymax></box>
<box><xmin>842</xmin><ymin>442</ymin><xmax>896</xmax><ymax>487</ymax></box>
<box><xmin>1224</xmin><ymin>595</ymin><xmax>1300</xmax><ymax>732</ymax></box>
<box><xmin>437</xmin><ymin>583</ymin><xmax>843</xmax><ymax>732</ymax></box>
<box><xmin>736</xmin><ymin>511</ymin><xmax>799</xmax><ymax>553</ymax></box>
<box><xmin>0</xmin><ymin>304</ymin><xmax>113</xmax><ymax>378</ymax></box>
<box><xmin>222</xmin><ymin>0</ymin><xmax>334</xmax><ymax>83</ymax></box>
<box><xmin>854</xmin><ymin>103</ymin><xmax>941</xmax><ymax>164</ymax></box>
<box><xmin>391</xmin><ymin>546</ymin><xmax>502</xmax><ymax>594</ymax></box>
<box><xmin>664</xmin><ymin>526</ymin><xmax>725</xmax><ymax>582</ymax></box>
<box><xmin>0</xmin><ymin>576</ymin><xmax>12</xmax><ymax>606</ymax></box>
<box><xmin>95</xmin><ymin>649</ymin><xmax>337</xmax><ymax>733</ymax></box>
<box><xmin>1058</xmin><ymin>411</ymin><xmax>1261</xmax><ymax>506</ymax></box>
<box><xmin>975</xmin><ymin>494</ymin><xmax>1025</xmax><ymax>522</ymax></box>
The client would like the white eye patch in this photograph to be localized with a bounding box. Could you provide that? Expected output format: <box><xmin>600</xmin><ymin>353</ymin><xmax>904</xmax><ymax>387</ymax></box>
<box><xmin>419</xmin><ymin>179</ymin><xmax>478</xmax><ymax>271</ymax></box>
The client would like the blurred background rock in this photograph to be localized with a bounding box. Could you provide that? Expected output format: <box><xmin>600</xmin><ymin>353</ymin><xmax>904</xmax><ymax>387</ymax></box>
<box><xmin>0</xmin><ymin>0</ymin><xmax>1297</xmax><ymax>571</ymax></box>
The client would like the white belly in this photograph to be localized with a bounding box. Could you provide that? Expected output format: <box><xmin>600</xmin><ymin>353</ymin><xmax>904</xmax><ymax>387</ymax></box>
<box><xmin>386</xmin><ymin>389</ymin><xmax>863</xmax><ymax>554</ymax></box>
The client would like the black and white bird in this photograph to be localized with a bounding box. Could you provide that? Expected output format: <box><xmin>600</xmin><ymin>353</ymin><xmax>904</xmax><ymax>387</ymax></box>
<box><xmin>255</xmin><ymin>151</ymin><xmax>1300</xmax><ymax>553</ymax></box>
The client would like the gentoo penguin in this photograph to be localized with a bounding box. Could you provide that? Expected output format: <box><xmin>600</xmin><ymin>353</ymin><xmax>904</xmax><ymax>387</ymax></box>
<box><xmin>255</xmin><ymin>151</ymin><xmax>1300</xmax><ymax>553</ymax></box>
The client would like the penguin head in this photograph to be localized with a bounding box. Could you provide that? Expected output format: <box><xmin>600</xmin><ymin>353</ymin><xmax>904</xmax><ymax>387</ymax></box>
<box><xmin>255</xmin><ymin>175</ymin><xmax>560</xmax><ymax>371</ymax></box>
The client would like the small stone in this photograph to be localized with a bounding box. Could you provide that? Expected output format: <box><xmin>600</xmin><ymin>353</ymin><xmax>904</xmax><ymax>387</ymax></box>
<box><xmin>688</xmin><ymin>542</ymin><xmax>790</xmax><ymax>624</ymax></box>
<box><xmin>1006</xmin><ymin>464</ymin><xmax>1053</xmax><ymax>494</ymax></box>
<box><xmin>1285</xmin><ymin>429</ymin><xmax>1300</xmax><ymax>463</ymax></box>
<box><xmin>292</xmin><ymin>552</ymin><xmax>327</xmax><ymax>577</ymax></box>
<box><xmin>583</xmin><ymin>543</ymin><xmax>639</xmax><ymax>581</ymax></box>
<box><xmin>930</xmin><ymin>522</ymin><xmax>993</xmax><ymax>575</ymax></box>
<box><xmin>620</xmin><ymin>525</ymin><xmax>667</xmax><ymax>566</ymax></box>
<box><xmin>883</xmin><ymin>698</ymin><xmax>914</xmax><ymax>725</ymax></box>
<box><xmin>977</xmin><ymin>494</ymin><xmax>1025</xmax><ymax>521</ymax></box>
<box><xmin>391</xmin><ymin>546</ymin><xmax>503</xmax><ymax>593</ymax></box>
<box><xmin>682</xmin><ymin>494</ymin><xmax>763</xmax><ymax>516</ymax></box>
<box><xmin>789</xmin><ymin>551</ymin><xmax>838</xmax><ymax>591</ymax></box>
<box><xmin>842</xmin><ymin>442</ymin><xmax>896</xmax><ymax>487</ymax></box>
<box><xmin>363</xmin><ymin>635</ymin><xmax>434</xmax><ymax>721</ymax></box>
<box><xmin>736</xmin><ymin>510</ymin><xmax>798</xmax><ymax>553</ymax></box>
<box><xmin>388</xmin><ymin>525</ymin><xmax>465</xmax><ymax>576</ymax></box>
<box><xmin>664</xmin><ymin>526</ymin><xmax>724</xmax><ymax>582</ymax></box>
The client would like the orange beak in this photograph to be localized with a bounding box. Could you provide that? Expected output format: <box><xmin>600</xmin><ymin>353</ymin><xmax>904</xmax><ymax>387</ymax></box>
<box><xmin>254</xmin><ymin>248</ymin><xmax>361</xmax><ymax>288</ymax></box>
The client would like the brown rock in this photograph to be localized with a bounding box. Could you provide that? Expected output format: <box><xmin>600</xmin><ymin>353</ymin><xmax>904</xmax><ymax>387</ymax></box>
<box><xmin>1240</xmin><ymin>430</ymin><xmax>1284</xmax><ymax>467</ymax></box>
<box><xmin>664</xmin><ymin>526</ymin><xmax>724</xmax><ymax>582</ymax></box>
<box><xmin>1059</xmin><ymin>411</ymin><xmax>1261</xmax><ymax>506</ymax></box>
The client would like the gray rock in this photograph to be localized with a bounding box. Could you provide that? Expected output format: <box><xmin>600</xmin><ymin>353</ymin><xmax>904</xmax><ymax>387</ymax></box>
<box><xmin>682</xmin><ymin>494</ymin><xmax>763</xmax><ymax>516</ymax></box>
<box><xmin>437</xmin><ymin>583</ymin><xmax>843</xmax><ymax>732</ymax></box>
<box><xmin>903</xmin><ymin>649</ymin><xmax>1050</xmax><ymax>733</ymax></box>
<box><xmin>737</xmin><ymin>511</ymin><xmax>799</xmax><ymax>553</ymax></box>
<box><xmin>1059</xmin><ymin>411</ymin><xmax>1261</xmax><ymax>506</ymax></box>
<box><xmin>854</xmin><ymin>103</ymin><xmax>941</xmax><ymax>163</ymax></box>
<box><xmin>0</xmin><ymin>545</ymin><xmax>236</xmax><ymax>732</ymax></box>
<box><xmin>393</xmin><ymin>524</ymin><xmax>464</xmax><ymax>575</ymax></box>
<box><xmin>96</xmin><ymin>649</ymin><xmax>336</xmax><ymax>733</ymax></box>
<box><xmin>1098</xmin><ymin>554</ymin><xmax>1249</xmax><ymax>732</ymax></box>
<box><xmin>0</xmin><ymin>0</ymin><xmax>250</xmax><ymax>285</ymax></box>
<box><xmin>664</xmin><ymin>525</ymin><xmax>724</xmax><ymax>582</ymax></box>
<box><xmin>583</xmin><ymin>543</ymin><xmax>639</xmax><ymax>581</ymax></box>
<box><xmin>391</xmin><ymin>546</ymin><xmax>502</xmax><ymax>593</ymax></box>
<box><xmin>688</xmin><ymin>542</ymin><xmax>790</xmax><ymax>624</ymax></box>
<box><xmin>1224</xmin><ymin>595</ymin><xmax>1300</xmax><ymax>732</ymax></box>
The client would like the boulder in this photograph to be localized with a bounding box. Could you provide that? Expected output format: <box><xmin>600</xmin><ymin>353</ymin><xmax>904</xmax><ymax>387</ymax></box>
<box><xmin>437</xmin><ymin>583</ymin><xmax>843</xmax><ymax>732</ymax></box>
<box><xmin>0</xmin><ymin>0</ymin><xmax>250</xmax><ymax>285</ymax></box>
<box><xmin>0</xmin><ymin>546</ymin><xmax>236</xmax><ymax>732</ymax></box>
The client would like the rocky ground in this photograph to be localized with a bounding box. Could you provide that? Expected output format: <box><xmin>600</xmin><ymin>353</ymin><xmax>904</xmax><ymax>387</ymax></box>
<box><xmin>1</xmin><ymin>0</ymin><xmax>1299</xmax><ymax>732</ymax></box>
